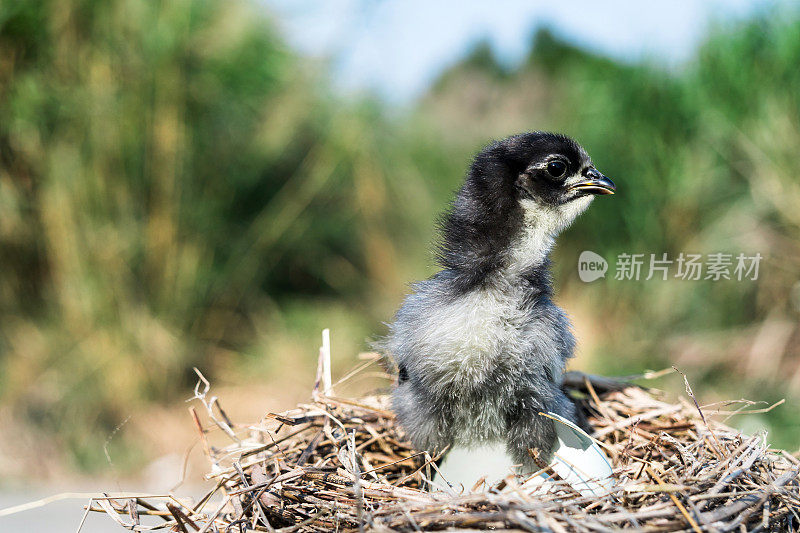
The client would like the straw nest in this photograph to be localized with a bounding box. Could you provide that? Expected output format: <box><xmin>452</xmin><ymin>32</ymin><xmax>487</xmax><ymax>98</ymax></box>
<box><xmin>92</xmin><ymin>358</ymin><xmax>799</xmax><ymax>532</ymax></box>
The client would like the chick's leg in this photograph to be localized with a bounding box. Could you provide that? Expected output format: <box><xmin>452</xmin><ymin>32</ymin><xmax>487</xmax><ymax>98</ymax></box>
<box><xmin>503</xmin><ymin>393</ymin><xmax>558</xmax><ymax>469</ymax></box>
<box><xmin>504</xmin><ymin>380</ymin><xmax>585</xmax><ymax>470</ymax></box>
<box><xmin>392</xmin><ymin>380</ymin><xmax>454</xmax><ymax>454</ymax></box>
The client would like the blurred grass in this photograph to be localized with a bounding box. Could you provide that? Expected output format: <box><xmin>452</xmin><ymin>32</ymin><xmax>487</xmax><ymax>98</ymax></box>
<box><xmin>0</xmin><ymin>0</ymin><xmax>444</xmax><ymax>472</ymax></box>
<box><xmin>1</xmin><ymin>1</ymin><xmax>799</xmax><ymax>475</ymax></box>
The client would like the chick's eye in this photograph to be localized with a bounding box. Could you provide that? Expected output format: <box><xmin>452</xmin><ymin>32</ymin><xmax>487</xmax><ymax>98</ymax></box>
<box><xmin>547</xmin><ymin>161</ymin><xmax>567</xmax><ymax>178</ymax></box>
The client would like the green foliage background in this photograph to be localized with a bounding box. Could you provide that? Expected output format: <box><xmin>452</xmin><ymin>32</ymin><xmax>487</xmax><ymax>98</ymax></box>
<box><xmin>1</xmin><ymin>1</ymin><xmax>798</xmax><ymax>474</ymax></box>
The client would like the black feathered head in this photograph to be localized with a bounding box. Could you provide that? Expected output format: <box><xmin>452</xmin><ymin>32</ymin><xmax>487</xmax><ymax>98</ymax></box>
<box><xmin>437</xmin><ymin>132</ymin><xmax>615</xmax><ymax>291</ymax></box>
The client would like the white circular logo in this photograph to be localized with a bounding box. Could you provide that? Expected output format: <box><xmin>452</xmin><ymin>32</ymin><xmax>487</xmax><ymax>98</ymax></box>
<box><xmin>578</xmin><ymin>251</ymin><xmax>608</xmax><ymax>282</ymax></box>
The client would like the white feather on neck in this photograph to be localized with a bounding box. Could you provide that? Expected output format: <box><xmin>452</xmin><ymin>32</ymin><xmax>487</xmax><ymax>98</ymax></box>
<box><xmin>504</xmin><ymin>196</ymin><xmax>593</xmax><ymax>277</ymax></box>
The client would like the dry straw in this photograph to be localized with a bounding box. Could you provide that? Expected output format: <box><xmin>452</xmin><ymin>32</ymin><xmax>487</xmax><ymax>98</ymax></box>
<box><xmin>87</xmin><ymin>333</ymin><xmax>798</xmax><ymax>532</ymax></box>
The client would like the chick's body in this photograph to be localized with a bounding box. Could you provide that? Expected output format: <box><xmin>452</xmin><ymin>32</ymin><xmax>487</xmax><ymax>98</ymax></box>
<box><xmin>383</xmin><ymin>132</ymin><xmax>615</xmax><ymax>471</ymax></box>
<box><xmin>389</xmin><ymin>264</ymin><xmax>576</xmax><ymax>466</ymax></box>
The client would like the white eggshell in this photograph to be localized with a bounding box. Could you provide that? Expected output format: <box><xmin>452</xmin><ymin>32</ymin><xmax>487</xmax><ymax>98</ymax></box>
<box><xmin>433</xmin><ymin>412</ymin><xmax>614</xmax><ymax>496</ymax></box>
<box><xmin>543</xmin><ymin>411</ymin><xmax>615</xmax><ymax>496</ymax></box>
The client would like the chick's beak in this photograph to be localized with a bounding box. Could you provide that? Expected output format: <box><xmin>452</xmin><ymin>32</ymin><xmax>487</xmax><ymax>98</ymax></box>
<box><xmin>569</xmin><ymin>168</ymin><xmax>616</xmax><ymax>195</ymax></box>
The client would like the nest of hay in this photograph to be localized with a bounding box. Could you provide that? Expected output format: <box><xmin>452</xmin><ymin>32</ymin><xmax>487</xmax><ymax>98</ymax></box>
<box><xmin>91</xmin><ymin>358</ymin><xmax>799</xmax><ymax>532</ymax></box>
